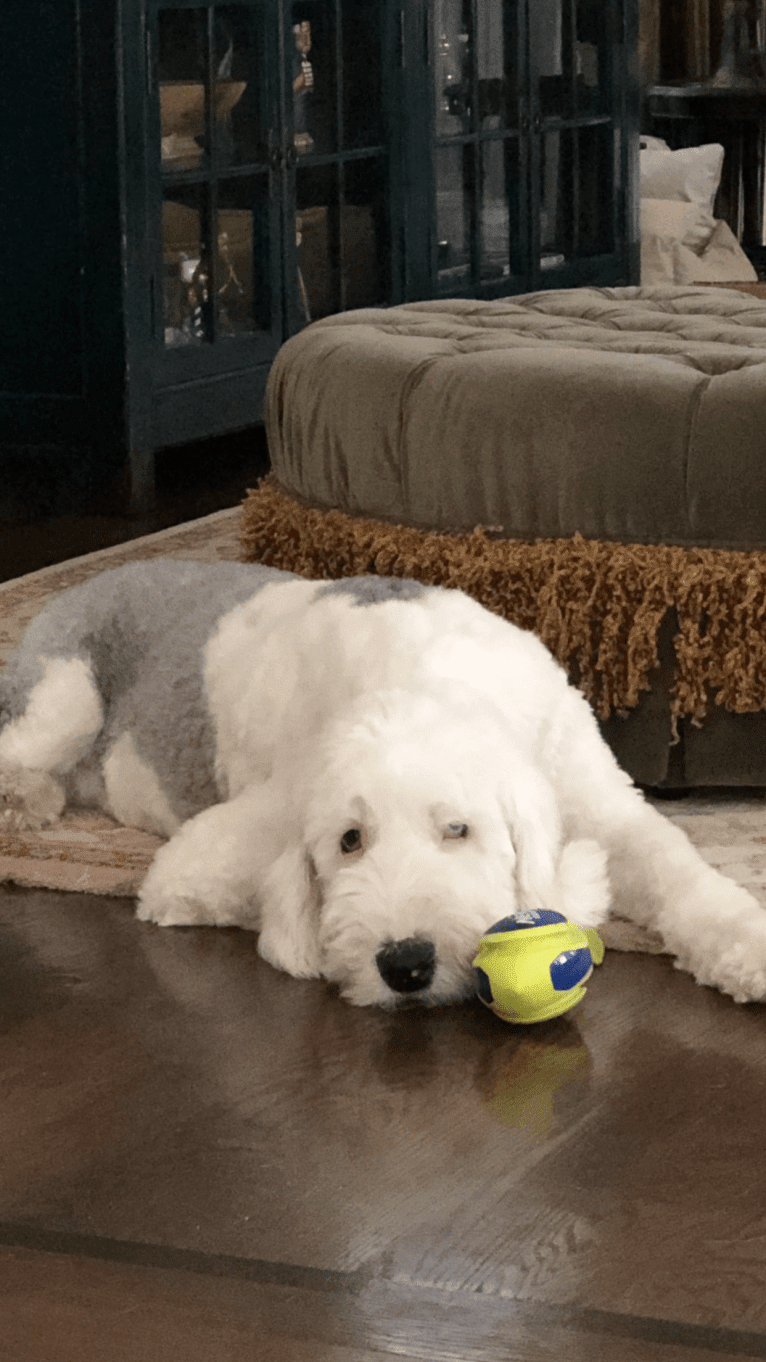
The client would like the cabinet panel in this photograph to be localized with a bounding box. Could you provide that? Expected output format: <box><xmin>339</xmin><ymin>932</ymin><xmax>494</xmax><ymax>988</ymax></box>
<box><xmin>422</xmin><ymin>0</ymin><xmax>638</xmax><ymax>299</ymax></box>
<box><xmin>530</xmin><ymin>0</ymin><xmax>612</xmax><ymax>120</ymax></box>
<box><xmin>432</xmin><ymin>0</ymin><xmax>527</xmax><ymax>296</ymax></box>
<box><xmin>1</xmin><ymin>0</ymin><xmax>87</xmax><ymax>398</ymax></box>
<box><xmin>150</xmin><ymin>0</ymin><xmax>282</xmax><ymax>386</ymax></box>
<box><xmin>148</xmin><ymin>0</ymin><xmax>396</xmax><ymax>383</ymax></box>
<box><xmin>1</xmin><ymin>0</ymin><xmax>636</xmax><ymax>517</ymax></box>
<box><xmin>284</xmin><ymin>0</ymin><xmax>394</xmax><ymax>329</ymax></box>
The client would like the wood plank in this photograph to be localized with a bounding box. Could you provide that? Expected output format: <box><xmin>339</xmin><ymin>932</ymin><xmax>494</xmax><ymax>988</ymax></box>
<box><xmin>3</xmin><ymin>889</ymin><xmax>766</xmax><ymax>1345</ymax></box>
<box><xmin>1</xmin><ymin>1247</ymin><xmax>762</xmax><ymax>1362</ymax></box>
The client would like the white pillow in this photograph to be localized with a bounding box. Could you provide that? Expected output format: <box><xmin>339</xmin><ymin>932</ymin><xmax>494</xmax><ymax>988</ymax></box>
<box><xmin>639</xmin><ymin>134</ymin><xmax>670</xmax><ymax>152</ymax></box>
<box><xmin>640</xmin><ymin>143</ymin><xmax>724</xmax><ymax>215</ymax></box>
<box><xmin>640</xmin><ymin>198</ymin><xmax>716</xmax><ymax>254</ymax></box>
<box><xmin>690</xmin><ymin>219</ymin><xmax>758</xmax><ymax>283</ymax></box>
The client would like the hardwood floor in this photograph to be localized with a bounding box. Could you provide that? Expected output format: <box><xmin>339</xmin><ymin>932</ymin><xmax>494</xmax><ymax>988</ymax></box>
<box><xmin>2</xmin><ymin>432</ymin><xmax>766</xmax><ymax>1357</ymax></box>
<box><xmin>1</xmin><ymin>883</ymin><xmax>766</xmax><ymax>1360</ymax></box>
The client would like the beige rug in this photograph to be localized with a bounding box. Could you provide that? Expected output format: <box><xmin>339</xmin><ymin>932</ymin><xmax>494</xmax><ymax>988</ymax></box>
<box><xmin>0</xmin><ymin>507</ymin><xmax>242</xmax><ymax>896</ymax></box>
<box><xmin>2</xmin><ymin>503</ymin><xmax>766</xmax><ymax>959</ymax></box>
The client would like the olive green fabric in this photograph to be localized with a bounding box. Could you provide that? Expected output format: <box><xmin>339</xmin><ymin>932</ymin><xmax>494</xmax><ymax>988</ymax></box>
<box><xmin>265</xmin><ymin>285</ymin><xmax>766</xmax><ymax>551</ymax></box>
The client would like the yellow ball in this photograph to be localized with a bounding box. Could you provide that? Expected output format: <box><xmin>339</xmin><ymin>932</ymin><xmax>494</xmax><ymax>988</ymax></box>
<box><xmin>474</xmin><ymin>910</ymin><xmax>605</xmax><ymax>1024</ymax></box>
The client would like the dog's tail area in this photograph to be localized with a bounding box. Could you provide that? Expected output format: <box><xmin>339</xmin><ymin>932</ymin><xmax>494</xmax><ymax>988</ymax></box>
<box><xmin>0</xmin><ymin>655</ymin><xmax>103</xmax><ymax>831</ymax></box>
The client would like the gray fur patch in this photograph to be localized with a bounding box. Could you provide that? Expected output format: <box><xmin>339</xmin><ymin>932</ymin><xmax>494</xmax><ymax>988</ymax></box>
<box><xmin>314</xmin><ymin>575</ymin><xmax>432</xmax><ymax>607</ymax></box>
<box><xmin>0</xmin><ymin>560</ymin><xmax>299</xmax><ymax>822</ymax></box>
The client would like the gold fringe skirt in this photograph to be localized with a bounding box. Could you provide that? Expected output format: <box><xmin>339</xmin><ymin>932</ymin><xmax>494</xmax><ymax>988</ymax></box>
<box><xmin>241</xmin><ymin>475</ymin><xmax>766</xmax><ymax>725</ymax></box>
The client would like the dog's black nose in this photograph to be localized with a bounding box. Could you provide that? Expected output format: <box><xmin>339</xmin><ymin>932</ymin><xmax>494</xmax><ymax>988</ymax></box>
<box><xmin>376</xmin><ymin>937</ymin><xmax>436</xmax><ymax>994</ymax></box>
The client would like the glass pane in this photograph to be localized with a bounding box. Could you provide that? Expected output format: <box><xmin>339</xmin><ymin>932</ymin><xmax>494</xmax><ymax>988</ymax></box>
<box><xmin>574</xmin><ymin>0</ymin><xmax>609</xmax><ymax>117</ymax></box>
<box><xmin>216</xmin><ymin>175</ymin><xmax>272</xmax><ymax>336</ymax></box>
<box><xmin>435</xmin><ymin>144</ymin><xmax>473</xmax><ymax>292</ymax></box>
<box><xmin>530</xmin><ymin>0</ymin><xmax>609</xmax><ymax>120</ymax></box>
<box><xmin>162</xmin><ymin>178</ymin><xmax>271</xmax><ymax>346</ymax></box>
<box><xmin>434</xmin><ymin>0</ymin><xmax>474</xmax><ymax>137</ymax></box>
<box><xmin>215</xmin><ymin>7</ymin><xmax>266</xmax><ymax>166</ymax></box>
<box><xmin>158</xmin><ymin>9</ymin><xmax>209</xmax><ymax>172</ymax></box>
<box><xmin>530</xmin><ymin>0</ymin><xmax>574</xmax><ymax>119</ymax></box>
<box><xmin>539</xmin><ymin>128</ymin><xmax>572</xmax><ymax>268</ymax></box>
<box><xmin>577</xmin><ymin>124</ymin><xmax>614</xmax><ymax>256</ymax></box>
<box><xmin>162</xmin><ymin>186</ymin><xmax>211</xmax><ymax>346</ymax></box>
<box><xmin>296</xmin><ymin>165</ymin><xmax>341</xmax><ymax>319</ymax></box>
<box><xmin>158</xmin><ymin>8</ymin><xmax>263</xmax><ymax>172</ymax></box>
<box><xmin>476</xmin><ymin>0</ymin><xmax>519</xmax><ymax>131</ymax></box>
<box><xmin>480</xmin><ymin>139</ymin><xmax>514</xmax><ymax>283</ymax></box>
<box><xmin>291</xmin><ymin>5</ymin><xmax>337</xmax><ymax>157</ymax></box>
<box><xmin>342</xmin><ymin>158</ymin><xmax>388</xmax><ymax>308</ymax></box>
<box><xmin>342</xmin><ymin>0</ymin><xmax>383</xmax><ymax>149</ymax></box>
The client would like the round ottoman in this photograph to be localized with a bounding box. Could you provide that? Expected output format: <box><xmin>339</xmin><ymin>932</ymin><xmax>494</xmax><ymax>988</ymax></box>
<box><xmin>242</xmin><ymin>285</ymin><xmax>766</xmax><ymax>788</ymax></box>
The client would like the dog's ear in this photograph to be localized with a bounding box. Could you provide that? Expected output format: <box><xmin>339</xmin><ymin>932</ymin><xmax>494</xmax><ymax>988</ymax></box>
<box><xmin>556</xmin><ymin>838</ymin><xmax>611</xmax><ymax>928</ymax></box>
<box><xmin>257</xmin><ymin>844</ymin><xmax>323</xmax><ymax>978</ymax></box>
<box><xmin>500</xmin><ymin>768</ymin><xmax>611</xmax><ymax>927</ymax></box>
<box><xmin>499</xmin><ymin>763</ymin><xmax>562</xmax><ymax>914</ymax></box>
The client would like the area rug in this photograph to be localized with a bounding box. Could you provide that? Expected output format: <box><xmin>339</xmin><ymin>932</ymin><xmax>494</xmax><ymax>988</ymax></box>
<box><xmin>0</xmin><ymin>507</ymin><xmax>242</xmax><ymax>897</ymax></box>
<box><xmin>2</xmin><ymin>502</ymin><xmax>766</xmax><ymax>960</ymax></box>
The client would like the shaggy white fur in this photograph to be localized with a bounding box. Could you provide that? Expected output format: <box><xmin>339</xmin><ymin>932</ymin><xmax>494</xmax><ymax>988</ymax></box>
<box><xmin>2</xmin><ymin>560</ymin><xmax>766</xmax><ymax>1009</ymax></box>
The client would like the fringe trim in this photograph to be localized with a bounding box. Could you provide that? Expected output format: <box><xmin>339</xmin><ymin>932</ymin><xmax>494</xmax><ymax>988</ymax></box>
<box><xmin>240</xmin><ymin>475</ymin><xmax>766</xmax><ymax>724</ymax></box>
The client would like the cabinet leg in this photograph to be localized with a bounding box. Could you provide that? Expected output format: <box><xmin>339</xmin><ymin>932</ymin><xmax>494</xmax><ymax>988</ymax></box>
<box><xmin>128</xmin><ymin>447</ymin><xmax>156</xmax><ymax>519</ymax></box>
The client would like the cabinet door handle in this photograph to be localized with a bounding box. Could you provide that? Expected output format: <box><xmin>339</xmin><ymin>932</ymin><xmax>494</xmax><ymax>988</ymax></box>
<box><xmin>285</xmin><ymin>143</ymin><xmax>298</xmax><ymax>169</ymax></box>
<box><xmin>270</xmin><ymin>146</ymin><xmax>283</xmax><ymax>171</ymax></box>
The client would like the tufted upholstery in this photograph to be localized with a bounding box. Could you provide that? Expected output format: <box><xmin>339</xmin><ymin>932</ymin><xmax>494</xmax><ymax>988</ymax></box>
<box><xmin>265</xmin><ymin>285</ymin><xmax>766</xmax><ymax>551</ymax></box>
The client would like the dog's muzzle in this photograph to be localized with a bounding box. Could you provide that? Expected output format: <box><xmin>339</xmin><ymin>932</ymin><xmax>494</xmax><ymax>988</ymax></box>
<box><xmin>375</xmin><ymin>937</ymin><xmax>436</xmax><ymax>994</ymax></box>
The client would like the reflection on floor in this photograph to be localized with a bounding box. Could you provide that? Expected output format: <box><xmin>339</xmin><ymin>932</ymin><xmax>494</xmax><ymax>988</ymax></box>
<box><xmin>2</xmin><ymin>881</ymin><xmax>766</xmax><ymax>1359</ymax></box>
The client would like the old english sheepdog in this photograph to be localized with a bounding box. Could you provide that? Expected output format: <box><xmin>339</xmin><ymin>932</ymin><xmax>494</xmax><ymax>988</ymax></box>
<box><xmin>1</xmin><ymin>559</ymin><xmax>766</xmax><ymax>1008</ymax></box>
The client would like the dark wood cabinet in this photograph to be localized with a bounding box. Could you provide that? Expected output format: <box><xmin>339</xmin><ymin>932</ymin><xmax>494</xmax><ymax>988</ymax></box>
<box><xmin>126</xmin><ymin>0</ymin><xmax>400</xmax><ymax>507</ymax></box>
<box><xmin>1</xmin><ymin>0</ymin><xmax>638</xmax><ymax>515</ymax></box>
<box><xmin>405</xmin><ymin>0</ymin><xmax>640</xmax><ymax>301</ymax></box>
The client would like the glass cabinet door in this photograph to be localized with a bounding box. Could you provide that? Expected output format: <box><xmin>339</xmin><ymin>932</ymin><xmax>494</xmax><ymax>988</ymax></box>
<box><xmin>528</xmin><ymin>0</ymin><xmax>625</xmax><ymax>286</ymax></box>
<box><xmin>152</xmin><ymin>0</ymin><xmax>281</xmax><ymax>368</ymax></box>
<box><xmin>150</xmin><ymin>0</ymin><xmax>393</xmax><ymax>370</ymax></box>
<box><xmin>432</xmin><ymin>0</ymin><xmax>527</xmax><ymax>296</ymax></box>
<box><xmin>284</xmin><ymin>0</ymin><xmax>393</xmax><ymax>331</ymax></box>
<box><xmin>428</xmin><ymin>0</ymin><xmax>635</xmax><ymax>297</ymax></box>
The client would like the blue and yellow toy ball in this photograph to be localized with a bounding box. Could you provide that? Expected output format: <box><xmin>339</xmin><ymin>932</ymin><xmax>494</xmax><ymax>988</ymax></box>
<box><xmin>473</xmin><ymin>910</ymin><xmax>605</xmax><ymax>1024</ymax></box>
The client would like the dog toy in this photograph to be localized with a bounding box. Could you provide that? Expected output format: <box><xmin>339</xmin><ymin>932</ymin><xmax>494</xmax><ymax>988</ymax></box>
<box><xmin>473</xmin><ymin>910</ymin><xmax>605</xmax><ymax>1024</ymax></box>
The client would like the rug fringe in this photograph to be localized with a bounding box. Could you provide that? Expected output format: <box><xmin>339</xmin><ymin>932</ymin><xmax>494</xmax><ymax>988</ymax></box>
<box><xmin>240</xmin><ymin>475</ymin><xmax>766</xmax><ymax>723</ymax></box>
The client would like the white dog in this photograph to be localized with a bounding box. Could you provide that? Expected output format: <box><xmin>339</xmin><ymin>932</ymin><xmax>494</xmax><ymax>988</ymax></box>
<box><xmin>1</xmin><ymin>560</ymin><xmax>765</xmax><ymax>1008</ymax></box>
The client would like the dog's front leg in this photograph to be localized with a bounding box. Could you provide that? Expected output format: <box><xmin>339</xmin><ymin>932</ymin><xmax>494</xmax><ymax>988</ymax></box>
<box><xmin>136</xmin><ymin>782</ymin><xmax>285</xmax><ymax>932</ymax></box>
<box><xmin>558</xmin><ymin>708</ymin><xmax>766</xmax><ymax>1003</ymax></box>
<box><xmin>608</xmin><ymin>798</ymin><xmax>766</xmax><ymax>1003</ymax></box>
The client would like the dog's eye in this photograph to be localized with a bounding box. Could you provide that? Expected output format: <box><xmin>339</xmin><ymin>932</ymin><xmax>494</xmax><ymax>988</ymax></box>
<box><xmin>444</xmin><ymin>822</ymin><xmax>469</xmax><ymax>840</ymax></box>
<box><xmin>340</xmin><ymin>828</ymin><xmax>363</xmax><ymax>854</ymax></box>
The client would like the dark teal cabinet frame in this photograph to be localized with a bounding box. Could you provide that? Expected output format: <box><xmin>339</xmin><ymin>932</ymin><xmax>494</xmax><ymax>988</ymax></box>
<box><xmin>402</xmin><ymin>0</ymin><xmax>639</xmax><ymax>301</ymax></box>
<box><xmin>0</xmin><ymin>0</ymin><xmax>637</xmax><ymax>516</ymax></box>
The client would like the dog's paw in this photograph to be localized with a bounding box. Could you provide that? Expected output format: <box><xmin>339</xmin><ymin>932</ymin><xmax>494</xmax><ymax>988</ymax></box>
<box><xmin>663</xmin><ymin>884</ymin><xmax>766</xmax><ymax>1004</ymax></box>
<box><xmin>674</xmin><ymin>936</ymin><xmax>766</xmax><ymax>1004</ymax></box>
<box><xmin>0</xmin><ymin>763</ymin><xmax>65</xmax><ymax>832</ymax></box>
<box><xmin>136</xmin><ymin>891</ymin><xmax>218</xmax><ymax>927</ymax></box>
<box><xmin>257</xmin><ymin>926</ymin><xmax>322</xmax><ymax>979</ymax></box>
<box><xmin>137</xmin><ymin>861</ymin><xmax>260</xmax><ymax>930</ymax></box>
